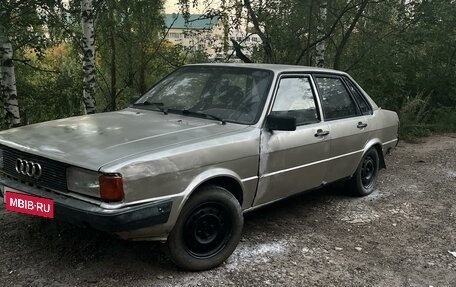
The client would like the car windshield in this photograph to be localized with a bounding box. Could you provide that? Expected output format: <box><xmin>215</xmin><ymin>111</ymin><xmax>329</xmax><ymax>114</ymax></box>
<box><xmin>135</xmin><ymin>66</ymin><xmax>274</xmax><ymax>125</ymax></box>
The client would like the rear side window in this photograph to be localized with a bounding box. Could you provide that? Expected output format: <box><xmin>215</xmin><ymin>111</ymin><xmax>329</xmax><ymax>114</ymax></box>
<box><xmin>343</xmin><ymin>77</ymin><xmax>372</xmax><ymax>115</ymax></box>
<box><xmin>315</xmin><ymin>76</ymin><xmax>359</xmax><ymax>120</ymax></box>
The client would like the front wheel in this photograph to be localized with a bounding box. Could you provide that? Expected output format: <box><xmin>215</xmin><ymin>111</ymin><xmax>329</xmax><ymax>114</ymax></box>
<box><xmin>348</xmin><ymin>148</ymin><xmax>380</xmax><ymax>196</ymax></box>
<box><xmin>167</xmin><ymin>186</ymin><xmax>243</xmax><ymax>271</ymax></box>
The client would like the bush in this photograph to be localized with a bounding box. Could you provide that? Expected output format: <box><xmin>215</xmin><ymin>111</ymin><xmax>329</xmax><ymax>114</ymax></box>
<box><xmin>398</xmin><ymin>91</ymin><xmax>431</xmax><ymax>140</ymax></box>
<box><xmin>398</xmin><ymin>91</ymin><xmax>456</xmax><ymax>141</ymax></box>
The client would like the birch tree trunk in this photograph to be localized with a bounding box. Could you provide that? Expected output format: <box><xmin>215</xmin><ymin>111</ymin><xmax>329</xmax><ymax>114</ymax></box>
<box><xmin>109</xmin><ymin>25</ymin><xmax>117</xmax><ymax>111</ymax></box>
<box><xmin>221</xmin><ymin>0</ymin><xmax>230</xmax><ymax>57</ymax></box>
<box><xmin>0</xmin><ymin>36</ymin><xmax>21</xmax><ymax>127</ymax></box>
<box><xmin>397</xmin><ymin>0</ymin><xmax>406</xmax><ymax>22</ymax></box>
<box><xmin>81</xmin><ymin>0</ymin><xmax>97</xmax><ymax>114</ymax></box>
<box><xmin>315</xmin><ymin>0</ymin><xmax>327</xmax><ymax>67</ymax></box>
<box><xmin>305</xmin><ymin>0</ymin><xmax>315</xmax><ymax>66</ymax></box>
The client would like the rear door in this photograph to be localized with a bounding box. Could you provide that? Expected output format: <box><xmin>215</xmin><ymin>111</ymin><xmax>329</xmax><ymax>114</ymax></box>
<box><xmin>313</xmin><ymin>74</ymin><xmax>370</xmax><ymax>183</ymax></box>
<box><xmin>254</xmin><ymin>74</ymin><xmax>330</xmax><ymax>206</ymax></box>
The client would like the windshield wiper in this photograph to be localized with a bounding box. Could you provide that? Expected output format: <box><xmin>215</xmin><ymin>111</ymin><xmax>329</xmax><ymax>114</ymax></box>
<box><xmin>180</xmin><ymin>109</ymin><xmax>226</xmax><ymax>125</ymax></box>
<box><xmin>133</xmin><ymin>101</ymin><xmax>168</xmax><ymax>114</ymax></box>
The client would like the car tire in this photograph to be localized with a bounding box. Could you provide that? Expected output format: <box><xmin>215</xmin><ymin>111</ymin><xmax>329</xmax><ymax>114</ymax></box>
<box><xmin>167</xmin><ymin>185</ymin><xmax>243</xmax><ymax>271</ymax></box>
<box><xmin>349</xmin><ymin>148</ymin><xmax>380</xmax><ymax>196</ymax></box>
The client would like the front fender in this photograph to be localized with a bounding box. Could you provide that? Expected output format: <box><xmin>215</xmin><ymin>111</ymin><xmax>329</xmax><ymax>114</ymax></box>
<box><xmin>177</xmin><ymin>168</ymin><xmax>244</xmax><ymax>212</ymax></box>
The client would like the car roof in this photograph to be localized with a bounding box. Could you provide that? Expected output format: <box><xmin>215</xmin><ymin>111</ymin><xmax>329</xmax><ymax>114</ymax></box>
<box><xmin>185</xmin><ymin>63</ymin><xmax>379</xmax><ymax>110</ymax></box>
<box><xmin>185</xmin><ymin>63</ymin><xmax>348</xmax><ymax>75</ymax></box>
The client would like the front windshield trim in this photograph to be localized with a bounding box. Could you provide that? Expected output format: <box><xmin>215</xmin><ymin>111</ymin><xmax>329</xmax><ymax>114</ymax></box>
<box><xmin>133</xmin><ymin>66</ymin><xmax>275</xmax><ymax>125</ymax></box>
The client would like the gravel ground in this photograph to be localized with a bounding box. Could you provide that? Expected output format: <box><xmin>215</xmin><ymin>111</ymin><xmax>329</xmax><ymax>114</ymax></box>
<box><xmin>1</xmin><ymin>134</ymin><xmax>455</xmax><ymax>287</ymax></box>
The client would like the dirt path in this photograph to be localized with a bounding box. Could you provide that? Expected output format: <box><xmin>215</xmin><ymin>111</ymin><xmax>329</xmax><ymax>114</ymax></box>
<box><xmin>1</xmin><ymin>135</ymin><xmax>455</xmax><ymax>287</ymax></box>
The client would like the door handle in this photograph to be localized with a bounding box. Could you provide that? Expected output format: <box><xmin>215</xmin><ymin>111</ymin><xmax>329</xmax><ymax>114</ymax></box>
<box><xmin>315</xmin><ymin>129</ymin><xmax>330</xmax><ymax>137</ymax></box>
<box><xmin>357</xmin><ymin>122</ymin><xmax>368</xmax><ymax>128</ymax></box>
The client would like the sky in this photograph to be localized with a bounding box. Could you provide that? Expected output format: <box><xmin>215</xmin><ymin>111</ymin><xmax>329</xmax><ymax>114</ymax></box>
<box><xmin>164</xmin><ymin>1</ymin><xmax>179</xmax><ymax>13</ymax></box>
<box><xmin>164</xmin><ymin>0</ymin><xmax>221</xmax><ymax>14</ymax></box>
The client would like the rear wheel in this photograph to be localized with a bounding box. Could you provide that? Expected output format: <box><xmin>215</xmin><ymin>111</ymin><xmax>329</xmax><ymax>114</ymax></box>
<box><xmin>167</xmin><ymin>186</ymin><xmax>243</xmax><ymax>271</ymax></box>
<box><xmin>349</xmin><ymin>148</ymin><xmax>380</xmax><ymax>196</ymax></box>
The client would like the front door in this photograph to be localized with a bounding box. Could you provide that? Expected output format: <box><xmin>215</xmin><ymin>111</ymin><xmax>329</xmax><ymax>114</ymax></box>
<box><xmin>254</xmin><ymin>75</ymin><xmax>330</xmax><ymax>206</ymax></box>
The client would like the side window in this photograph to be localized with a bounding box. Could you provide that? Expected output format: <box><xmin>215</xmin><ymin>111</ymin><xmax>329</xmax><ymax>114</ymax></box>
<box><xmin>271</xmin><ymin>77</ymin><xmax>319</xmax><ymax>125</ymax></box>
<box><xmin>315</xmin><ymin>76</ymin><xmax>359</xmax><ymax>120</ymax></box>
<box><xmin>343</xmin><ymin>77</ymin><xmax>372</xmax><ymax>115</ymax></box>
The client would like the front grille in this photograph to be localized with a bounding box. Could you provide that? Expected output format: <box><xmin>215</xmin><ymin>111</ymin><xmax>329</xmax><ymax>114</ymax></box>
<box><xmin>0</xmin><ymin>145</ymin><xmax>69</xmax><ymax>192</ymax></box>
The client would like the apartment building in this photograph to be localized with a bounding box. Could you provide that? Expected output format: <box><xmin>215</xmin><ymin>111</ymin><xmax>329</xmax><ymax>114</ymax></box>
<box><xmin>164</xmin><ymin>13</ymin><xmax>261</xmax><ymax>61</ymax></box>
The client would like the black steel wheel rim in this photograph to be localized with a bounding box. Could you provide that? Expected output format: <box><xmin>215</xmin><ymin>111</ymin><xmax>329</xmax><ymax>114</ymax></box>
<box><xmin>361</xmin><ymin>155</ymin><xmax>376</xmax><ymax>188</ymax></box>
<box><xmin>183</xmin><ymin>202</ymin><xmax>232</xmax><ymax>258</ymax></box>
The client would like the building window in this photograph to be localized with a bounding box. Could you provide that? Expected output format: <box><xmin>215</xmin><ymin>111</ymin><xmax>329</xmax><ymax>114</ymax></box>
<box><xmin>169</xmin><ymin>32</ymin><xmax>181</xmax><ymax>39</ymax></box>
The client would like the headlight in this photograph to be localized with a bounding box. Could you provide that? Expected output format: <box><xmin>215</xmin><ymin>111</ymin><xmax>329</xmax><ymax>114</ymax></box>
<box><xmin>66</xmin><ymin>167</ymin><xmax>100</xmax><ymax>197</ymax></box>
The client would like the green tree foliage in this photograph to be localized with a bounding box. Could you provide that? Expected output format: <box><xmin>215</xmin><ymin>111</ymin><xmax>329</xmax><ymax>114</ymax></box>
<box><xmin>213</xmin><ymin>0</ymin><xmax>456</xmax><ymax>138</ymax></box>
<box><xmin>2</xmin><ymin>0</ymin><xmax>455</xmax><ymax>139</ymax></box>
<box><xmin>94</xmin><ymin>0</ymin><xmax>212</xmax><ymax>111</ymax></box>
<box><xmin>0</xmin><ymin>0</ymin><xmax>83</xmax><ymax>128</ymax></box>
<box><xmin>96</xmin><ymin>0</ymin><xmax>165</xmax><ymax>111</ymax></box>
<box><xmin>16</xmin><ymin>44</ymin><xmax>83</xmax><ymax>124</ymax></box>
<box><xmin>0</xmin><ymin>0</ymin><xmax>52</xmax><ymax>58</ymax></box>
<box><xmin>346</xmin><ymin>0</ymin><xmax>456</xmax><ymax>137</ymax></box>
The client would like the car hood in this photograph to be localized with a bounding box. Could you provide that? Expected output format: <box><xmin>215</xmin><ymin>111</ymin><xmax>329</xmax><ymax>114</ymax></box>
<box><xmin>0</xmin><ymin>108</ymin><xmax>248</xmax><ymax>170</ymax></box>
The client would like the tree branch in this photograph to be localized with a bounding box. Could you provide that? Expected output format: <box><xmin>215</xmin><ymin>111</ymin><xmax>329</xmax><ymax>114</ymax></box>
<box><xmin>333</xmin><ymin>0</ymin><xmax>370</xmax><ymax>70</ymax></box>
<box><xmin>243</xmin><ymin>0</ymin><xmax>275</xmax><ymax>63</ymax></box>
<box><xmin>295</xmin><ymin>0</ymin><xmax>357</xmax><ymax>65</ymax></box>
<box><xmin>13</xmin><ymin>58</ymin><xmax>60</xmax><ymax>73</ymax></box>
<box><xmin>230</xmin><ymin>38</ymin><xmax>253</xmax><ymax>63</ymax></box>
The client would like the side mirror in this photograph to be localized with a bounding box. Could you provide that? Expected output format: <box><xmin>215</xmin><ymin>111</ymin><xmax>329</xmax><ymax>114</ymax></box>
<box><xmin>130</xmin><ymin>95</ymin><xmax>141</xmax><ymax>105</ymax></box>
<box><xmin>266</xmin><ymin>114</ymin><xmax>296</xmax><ymax>131</ymax></box>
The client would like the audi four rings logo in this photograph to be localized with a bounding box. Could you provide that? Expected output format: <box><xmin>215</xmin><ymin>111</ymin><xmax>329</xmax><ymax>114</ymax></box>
<box><xmin>15</xmin><ymin>159</ymin><xmax>42</xmax><ymax>179</ymax></box>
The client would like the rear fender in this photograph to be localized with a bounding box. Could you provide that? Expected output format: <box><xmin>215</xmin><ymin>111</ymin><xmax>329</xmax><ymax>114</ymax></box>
<box><xmin>363</xmin><ymin>139</ymin><xmax>386</xmax><ymax>169</ymax></box>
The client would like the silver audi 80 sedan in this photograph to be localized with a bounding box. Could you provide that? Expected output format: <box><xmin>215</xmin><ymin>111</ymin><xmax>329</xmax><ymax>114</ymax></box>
<box><xmin>0</xmin><ymin>64</ymin><xmax>399</xmax><ymax>270</ymax></box>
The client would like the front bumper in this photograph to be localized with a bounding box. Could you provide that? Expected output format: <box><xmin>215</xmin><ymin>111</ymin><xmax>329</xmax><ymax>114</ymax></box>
<box><xmin>0</xmin><ymin>176</ymin><xmax>172</xmax><ymax>233</ymax></box>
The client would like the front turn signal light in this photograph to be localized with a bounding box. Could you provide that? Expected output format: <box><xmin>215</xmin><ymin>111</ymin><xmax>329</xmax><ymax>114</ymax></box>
<box><xmin>99</xmin><ymin>174</ymin><xmax>124</xmax><ymax>202</ymax></box>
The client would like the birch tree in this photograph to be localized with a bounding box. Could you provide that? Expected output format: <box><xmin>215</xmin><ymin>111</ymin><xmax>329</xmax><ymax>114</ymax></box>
<box><xmin>81</xmin><ymin>0</ymin><xmax>96</xmax><ymax>114</ymax></box>
<box><xmin>315</xmin><ymin>0</ymin><xmax>327</xmax><ymax>67</ymax></box>
<box><xmin>0</xmin><ymin>33</ymin><xmax>21</xmax><ymax>127</ymax></box>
